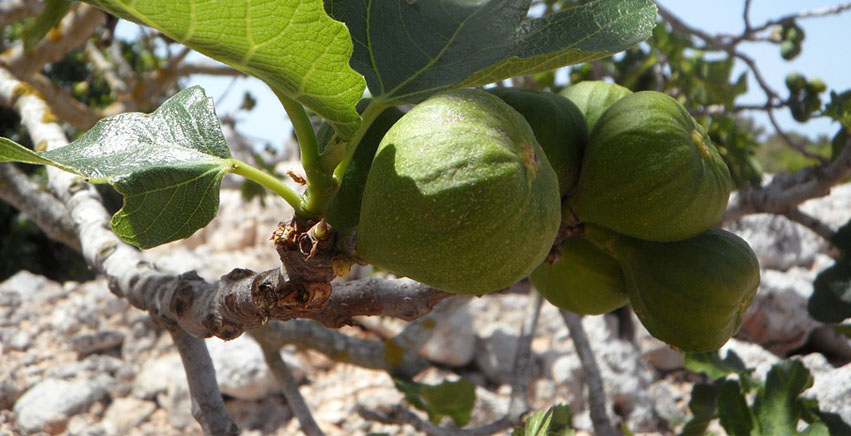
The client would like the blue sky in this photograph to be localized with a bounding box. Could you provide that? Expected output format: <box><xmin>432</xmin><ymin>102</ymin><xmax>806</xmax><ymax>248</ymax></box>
<box><xmin>119</xmin><ymin>1</ymin><xmax>851</xmax><ymax>149</ymax></box>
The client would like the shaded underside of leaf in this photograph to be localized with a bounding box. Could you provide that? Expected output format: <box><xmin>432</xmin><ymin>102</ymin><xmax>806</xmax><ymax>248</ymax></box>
<box><xmin>111</xmin><ymin>162</ymin><xmax>227</xmax><ymax>248</ymax></box>
<box><xmin>330</xmin><ymin>0</ymin><xmax>657</xmax><ymax>103</ymax></box>
<box><xmin>82</xmin><ymin>0</ymin><xmax>366</xmax><ymax>138</ymax></box>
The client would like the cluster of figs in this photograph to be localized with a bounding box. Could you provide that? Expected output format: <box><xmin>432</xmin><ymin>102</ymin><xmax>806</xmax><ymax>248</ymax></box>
<box><xmin>327</xmin><ymin>81</ymin><xmax>761</xmax><ymax>352</ymax></box>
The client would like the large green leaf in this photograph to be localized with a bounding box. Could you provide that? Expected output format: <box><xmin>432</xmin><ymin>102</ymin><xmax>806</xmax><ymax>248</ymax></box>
<box><xmin>0</xmin><ymin>87</ymin><xmax>232</xmax><ymax>249</ymax></box>
<box><xmin>82</xmin><ymin>0</ymin><xmax>365</xmax><ymax>138</ymax></box>
<box><xmin>328</xmin><ymin>0</ymin><xmax>656</xmax><ymax>103</ymax></box>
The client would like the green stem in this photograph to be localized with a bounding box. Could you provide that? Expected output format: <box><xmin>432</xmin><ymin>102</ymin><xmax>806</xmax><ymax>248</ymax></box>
<box><xmin>275</xmin><ymin>91</ymin><xmax>320</xmax><ymax>172</ymax></box>
<box><xmin>299</xmin><ymin>99</ymin><xmax>389</xmax><ymax>217</ymax></box>
<box><xmin>227</xmin><ymin>158</ymin><xmax>304</xmax><ymax>214</ymax></box>
<box><xmin>274</xmin><ymin>91</ymin><xmax>336</xmax><ymax>219</ymax></box>
<box><xmin>332</xmin><ymin>100</ymin><xmax>388</xmax><ymax>183</ymax></box>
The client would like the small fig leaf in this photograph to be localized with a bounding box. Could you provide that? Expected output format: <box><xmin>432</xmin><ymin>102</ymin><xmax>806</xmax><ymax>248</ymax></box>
<box><xmin>755</xmin><ymin>360</ymin><xmax>815</xmax><ymax>435</ymax></box>
<box><xmin>680</xmin><ymin>382</ymin><xmax>720</xmax><ymax>436</ymax></box>
<box><xmin>393</xmin><ymin>378</ymin><xmax>476</xmax><ymax>427</ymax></box>
<box><xmin>717</xmin><ymin>379</ymin><xmax>758</xmax><ymax>436</ymax></box>
<box><xmin>329</xmin><ymin>0</ymin><xmax>656</xmax><ymax>103</ymax></box>
<box><xmin>684</xmin><ymin>350</ymin><xmax>750</xmax><ymax>381</ymax></box>
<box><xmin>512</xmin><ymin>404</ymin><xmax>574</xmax><ymax>436</ymax></box>
<box><xmin>0</xmin><ymin>87</ymin><xmax>232</xmax><ymax>249</ymax></box>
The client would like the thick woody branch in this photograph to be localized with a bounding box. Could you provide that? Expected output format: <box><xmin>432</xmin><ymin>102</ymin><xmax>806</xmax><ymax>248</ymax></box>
<box><xmin>0</xmin><ymin>163</ymin><xmax>80</xmax><ymax>251</ymax></box>
<box><xmin>724</xmin><ymin>136</ymin><xmax>851</xmax><ymax>221</ymax></box>
<box><xmin>170</xmin><ymin>329</ymin><xmax>238</xmax><ymax>436</ymax></box>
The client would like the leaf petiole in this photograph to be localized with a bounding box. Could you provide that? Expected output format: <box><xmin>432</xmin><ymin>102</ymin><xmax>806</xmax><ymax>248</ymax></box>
<box><xmin>226</xmin><ymin>158</ymin><xmax>304</xmax><ymax>214</ymax></box>
<box><xmin>332</xmin><ymin>99</ymin><xmax>388</xmax><ymax>183</ymax></box>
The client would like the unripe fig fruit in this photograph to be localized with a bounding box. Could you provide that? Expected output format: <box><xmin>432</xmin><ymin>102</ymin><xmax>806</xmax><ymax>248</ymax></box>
<box><xmin>569</xmin><ymin>91</ymin><xmax>733</xmax><ymax>242</ymax></box>
<box><xmin>559</xmin><ymin>81</ymin><xmax>633</xmax><ymax>132</ymax></box>
<box><xmin>356</xmin><ymin>89</ymin><xmax>561</xmax><ymax>294</ymax></box>
<box><xmin>530</xmin><ymin>236</ymin><xmax>627</xmax><ymax>315</ymax></box>
<box><xmin>488</xmin><ymin>87</ymin><xmax>587</xmax><ymax>195</ymax></box>
<box><xmin>806</xmin><ymin>78</ymin><xmax>827</xmax><ymax>94</ymax></box>
<box><xmin>326</xmin><ymin>103</ymin><xmax>404</xmax><ymax>236</ymax></box>
<box><xmin>780</xmin><ymin>40</ymin><xmax>801</xmax><ymax>60</ymax></box>
<box><xmin>785</xmin><ymin>73</ymin><xmax>806</xmax><ymax>93</ymax></box>
<box><xmin>598</xmin><ymin>226</ymin><xmax>761</xmax><ymax>352</ymax></box>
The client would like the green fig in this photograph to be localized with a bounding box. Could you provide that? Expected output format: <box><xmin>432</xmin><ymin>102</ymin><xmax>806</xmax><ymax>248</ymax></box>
<box><xmin>488</xmin><ymin>87</ymin><xmax>588</xmax><ymax>195</ymax></box>
<box><xmin>569</xmin><ymin>91</ymin><xmax>733</xmax><ymax>242</ymax></box>
<box><xmin>598</xmin><ymin>226</ymin><xmax>761</xmax><ymax>352</ymax></box>
<box><xmin>559</xmin><ymin>81</ymin><xmax>633</xmax><ymax>132</ymax></box>
<box><xmin>785</xmin><ymin>73</ymin><xmax>807</xmax><ymax>93</ymax></box>
<box><xmin>356</xmin><ymin>89</ymin><xmax>561</xmax><ymax>294</ymax></box>
<box><xmin>530</xmin><ymin>236</ymin><xmax>628</xmax><ymax>315</ymax></box>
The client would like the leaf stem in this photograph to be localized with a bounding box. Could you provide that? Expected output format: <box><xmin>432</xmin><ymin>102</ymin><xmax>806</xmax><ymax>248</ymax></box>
<box><xmin>275</xmin><ymin>91</ymin><xmax>322</xmax><ymax>179</ymax></box>
<box><xmin>227</xmin><ymin>158</ymin><xmax>303</xmax><ymax>213</ymax></box>
<box><xmin>332</xmin><ymin>100</ymin><xmax>388</xmax><ymax>183</ymax></box>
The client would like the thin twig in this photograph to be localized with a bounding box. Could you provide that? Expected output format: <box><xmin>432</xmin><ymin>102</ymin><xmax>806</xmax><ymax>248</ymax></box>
<box><xmin>508</xmin><ymin>292</ymin><xmax>543</xmax><ymax>421</ymax></box>
<box><xmin>744</xmin><ymin>3</ymin><xmax>851</xmax><ymax>36</ymax></box>
<box><xmin>252</xmin><ymin>333</ymin><xmax>325</xmax><ymax>436</ymax></box>
<box><xmin>766</xmin><ymin>108</ymin><xmax>829</xmax><ymax>163</ymax></box>
<box><xmin>359</xmin><ymin>292</ymin><xmax>542</xmax><ymax>435</ymax></box>
<box><xmin>561</xmin><ymin>310</ymin><xmax>617</xmax><ymax>436</ymax></box>
<box><xmin>742</xmin><ymin>0</ymin><xmax>754</xmax><ymax>33</ymax></box>
<box><xmin>169</xmin><ymin>329</ymin><xmax>239</xmax><ymax>436</ymax></box>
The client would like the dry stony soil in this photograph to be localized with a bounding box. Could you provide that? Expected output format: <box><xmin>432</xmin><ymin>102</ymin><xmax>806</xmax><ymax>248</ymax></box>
<box><xmin>2</xmin><ymin>180</ymin><xmax>851</xmax><ymax>435</ymax></box>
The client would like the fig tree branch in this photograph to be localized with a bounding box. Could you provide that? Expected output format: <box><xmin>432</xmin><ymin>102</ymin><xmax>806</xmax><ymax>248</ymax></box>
<box><xmin>253</xmin><ymin>335</ymin><xmax>326</xmax><ymax>436</ymax></box>
<box><xmin>169</xmin><ymin>328</ymin><xmax>239</xmax><ymax>436</ymax></box>
<box><xmin>84</xmin><ymin>41</ymin><xmax>128</xmax><ymax>95</ymax></box>
<box><xmin>723</xmin><ymin>136</ymin><xmax>851</xmax><ymax>221</ymax></box>
<box><xmin>733</xmin><ymin>2</ymin><xmax>851</xmax><ymax>41</ymax></box>
<box><xmin>509</xmin><ymin>292</ymin><xmax>542</xmax><ymax>421</ymax></box>
<box><xmin>0</xmin><ymin>1</ymin><xmax>43</xmax><ymax>30</ymax></box>
<box><xmin>0</xmin><ymin>3</ymin><xmax>104</xmax><ymax>77</ymax></box>
<box><xmin>784</xmin><ymin>208</ymin><xmax>836</xmax><ymax>242</ymax></box>
<box><xmin>561</xmin><ymin>310</ymin><xmax>617</xmax><ymax>436</ymax></box>
<box><xmin>657</xmin><ymin>3</ymin><xmax>828</xmax><ymax>163</ymax></box>
<box><xmin>0</xmin><ymin>164</ymin><xmax>80</xmax><ymax>251</ymax></box>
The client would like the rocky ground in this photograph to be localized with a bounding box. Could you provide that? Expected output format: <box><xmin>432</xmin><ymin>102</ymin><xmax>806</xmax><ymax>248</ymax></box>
<box><xmin>1</xmin><ymin>180</ymin><xmax>850</xmax><ymax>436</ymax></box>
